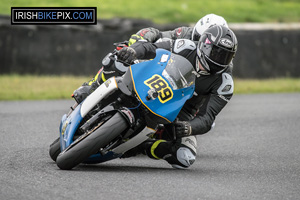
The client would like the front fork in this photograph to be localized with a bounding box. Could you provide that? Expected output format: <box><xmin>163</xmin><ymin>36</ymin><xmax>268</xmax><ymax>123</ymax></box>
<box><xmin>67</xmin><ymin>102</ymin><xmax>79</xmax><ymax>117</ymax></box>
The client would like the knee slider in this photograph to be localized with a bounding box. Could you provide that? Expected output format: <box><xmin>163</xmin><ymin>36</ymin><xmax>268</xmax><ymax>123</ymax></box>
<box><xmin>171</xmin><ymin>147</ymin><xmax>196</xmax><ymax>169</ymax></box>
<box><xmin>171</xmin><ymin>136</ymin><xmax>197</xmax><ymax>169</ymax></box>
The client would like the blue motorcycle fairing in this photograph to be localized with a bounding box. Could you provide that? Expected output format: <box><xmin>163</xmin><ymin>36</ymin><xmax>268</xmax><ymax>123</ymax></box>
<box><xmin>130</xmin><ymin>49</ymin><xmax>195</xmax><ymax>123</ymax></box>
<box><xmin>59</xmin><ymin>104</ymin><xmax>83</xmax><ymax>151</ymax></box>
<box><xmin>59</xmin><ymin>102</ymin><xmax>121</xmax><ymax>163</ymax></box>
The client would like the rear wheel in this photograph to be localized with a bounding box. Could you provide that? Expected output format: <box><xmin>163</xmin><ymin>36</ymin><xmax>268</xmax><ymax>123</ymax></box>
<box><xmin>56</xmin><ymin>112</ymin><xmax>128</xmax><ymax>170</ymax></box>
<box><xmin>49</xmin><ymin>137</ymin><xmax>60</xmax><ymax>162</ymax></box>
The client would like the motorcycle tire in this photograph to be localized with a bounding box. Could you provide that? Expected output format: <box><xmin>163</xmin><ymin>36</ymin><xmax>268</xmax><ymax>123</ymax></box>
<box><xmin>49</xmin><ymin>137</ymin><xmax>61</xmax><ymax>162</ymax></box>
<box><xmin>56</xmin><ymin>112</ymin><xmax>128</xmax><ymax>170</ymax></box>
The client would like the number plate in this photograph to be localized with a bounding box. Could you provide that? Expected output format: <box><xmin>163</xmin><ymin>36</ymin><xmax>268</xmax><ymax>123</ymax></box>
<box><xmin>144</xmin><ymin>75</ymin><xmax>173</xmax><ymax>103</ymax></box>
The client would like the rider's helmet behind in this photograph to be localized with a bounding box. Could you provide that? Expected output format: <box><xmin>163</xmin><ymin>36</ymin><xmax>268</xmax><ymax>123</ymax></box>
<box><xmin>192</xmin><ymin>14</ymin><xmax>228</xmax><ymax>41</ymax></box>
<box><xmin>196</xmin><ymin>25</ymin><xmax>238</xmax><ymax>74</ymax></box>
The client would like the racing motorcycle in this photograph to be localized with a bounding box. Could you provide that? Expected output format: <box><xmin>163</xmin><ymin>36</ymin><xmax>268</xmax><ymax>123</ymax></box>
<box><xmin>49</xmin><ymin>48</ymin><xmax>196</xmax><ymax>170</ymax></box>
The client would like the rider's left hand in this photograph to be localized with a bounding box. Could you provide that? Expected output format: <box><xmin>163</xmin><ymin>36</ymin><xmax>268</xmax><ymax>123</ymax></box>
<box><xmin>174</xmin><ymin>121</ymin><xmax>192</xmax><ymax>137</ymax></box>
<box><xmin>118</xmin><ymin>47</ymin><xmax>137</xmax><ymax>65</ymax></box>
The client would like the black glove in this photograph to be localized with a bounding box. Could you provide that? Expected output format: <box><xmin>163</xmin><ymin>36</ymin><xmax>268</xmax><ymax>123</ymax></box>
<box><xmin>174</xmin><ymin>121</ymin><xmax>192</xmax><ymax>138</ymax></box>
<box><xmin>118</xmin><ymin>47</ymin><xmax>137</xmax><ymax>65</ymax></box>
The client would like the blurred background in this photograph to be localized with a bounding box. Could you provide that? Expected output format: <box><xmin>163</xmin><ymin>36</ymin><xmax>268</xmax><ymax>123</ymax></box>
<box><xmin>0</xmin><ymin>0</ymin><xmax>300</xmax><ymax>100</ymax></box>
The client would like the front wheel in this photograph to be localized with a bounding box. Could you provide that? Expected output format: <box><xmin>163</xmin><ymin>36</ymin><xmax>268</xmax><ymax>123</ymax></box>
<box><xmin>56</xmin><ymin>112</ymin><xmax>128</xmax><ymax>170</ymax></box>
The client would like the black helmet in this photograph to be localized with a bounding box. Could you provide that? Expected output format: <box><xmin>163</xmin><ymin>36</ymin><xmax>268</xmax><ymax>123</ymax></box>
<box><xmin>196</xmin><ymin>25</ymin><xmax>238</xmax><ymax>74</ymax></box>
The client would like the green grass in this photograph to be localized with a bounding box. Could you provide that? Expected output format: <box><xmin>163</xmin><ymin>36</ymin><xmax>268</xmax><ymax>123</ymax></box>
<box><xmin>0</xmin><ymin>75</ymin><xmax>88</xmax><ymax>100</ymax></box>
<box><xmin>0</xmin><ymin>75</ymin><xmax>300</xmax><ymax>100</ymax></box>
<box><xmin>234</xmin><ymin>78</ymin><xmax>300</xmax><ymax>94</ymax></box>
<box><xmin>2</xmin><ymin>0</ymin><xmax>300</xmax><ymax>23</ymax></box>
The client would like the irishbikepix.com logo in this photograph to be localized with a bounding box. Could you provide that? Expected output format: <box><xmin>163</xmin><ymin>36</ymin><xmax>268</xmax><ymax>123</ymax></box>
<box><xmin>11</xmin><ymin>7</ymin><xmax>97</xmax><ymax>25</ymax></box>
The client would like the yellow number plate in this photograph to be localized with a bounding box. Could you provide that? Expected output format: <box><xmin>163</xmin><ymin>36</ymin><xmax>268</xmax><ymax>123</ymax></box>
<box><xmin>144</xmin><ymin>75</ymin><xmax>173</xmax><ymax>103</ymax></box>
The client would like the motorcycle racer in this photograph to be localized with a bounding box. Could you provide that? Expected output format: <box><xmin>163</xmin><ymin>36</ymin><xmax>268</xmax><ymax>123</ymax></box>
<box><xmin>118</xmin><ymin>25</ymin><xmax>238</xmax><ymax>169</ymax></box>
<box><xmin>71</xmin><ymin>14</ymin><xmax>237</xmax><ymax>169</ymax></box>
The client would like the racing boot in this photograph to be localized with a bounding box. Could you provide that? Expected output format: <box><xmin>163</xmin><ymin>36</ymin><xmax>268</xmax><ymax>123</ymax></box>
<box><xmin>120</xmin><ymin>140</ymin><xmax>155</xmax><ymax>158</ymax></box>
<box><xmin>144</xmin><ymin>136</ymin><xmax>197</xmax><ymax>169</ymax></box>
<box><xmin>72</xmin><ymin>69</ymin><xmax>103</xmax><ymax>104</ymax></box>
<box><xmin>72</xmin><ymin>81</ymin><xmax>99</xmax><ymax>104</ymax></box>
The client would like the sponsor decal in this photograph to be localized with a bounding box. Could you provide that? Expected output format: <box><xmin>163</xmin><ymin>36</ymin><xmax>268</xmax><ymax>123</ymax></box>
<box><xmin>206</xmin><ymin>17</ymin><xmax>210</xmax><ymax>24</ymax></box>
<box><xmin>104</xmin><ymin>79</ymin><xmax>111</xmax><ymax>88</ymax></box>
<box><xmin>218</xmin><ymin>94</ymin><xmax>230</xmax><ymax>102</ymax></box>
<box><xmin>160</xmin><ymin>54</ymin><xmax>169</xmax><ymax>63</ymax></box>
<box><xmin>176</xmin><ymin>28</ymin><xmax>182</xmax><ymax>37</ymax></box>
<box><xmin>120</xmin><ymin>107</ymin><xmax>135</xmax><ymax>125</ymax></box>
<box><xmin>200</xmin><ymin>19</ymin><xmax>204</xmax><ymax>26</ymax></box>
<box><xmin>205</xmin><ymin>38</ymin><xmax>211</xmax><ymax>44</ymax></box>
<box><xmin>220</xmin><ymin>38</ymin><xmax>234</xmax><ymax>48</ymax></box>
<box><xmin>11</xmin><ymin>7</ymin><xmax>97</xmax><ymax>25</ymax></box>
<box><xmin>61</xmin><ymin>121</ymin><xmax>68</xmax><ymax>136</ymax></box>
<box><xmin>139</xmin><ymin>29</ymin><xmax>149</xmax><ymax>37</ymax></box>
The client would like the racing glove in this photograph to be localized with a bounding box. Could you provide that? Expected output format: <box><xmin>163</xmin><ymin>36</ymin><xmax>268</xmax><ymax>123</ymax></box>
<box><xmin>174</xmin><ymin>121</ymin><xmax>192</xmax><ymax>138</ymax></box>
<box><xmin>128</xmin><ymin>34</ymin><xmax>146</xmax><ymax>46</ymax></box>
<box><xmin>118</xmin><ymin>47</ymin><xmax>137</xmax><ymax>65</ymax></box>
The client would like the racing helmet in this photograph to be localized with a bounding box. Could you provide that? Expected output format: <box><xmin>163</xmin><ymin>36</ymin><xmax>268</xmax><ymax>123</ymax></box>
<box><xmin>196</xmin><ymin>25</ymin><xmax>238</xmax><ymax>74</ymax></box>
<box><xmin>192</xmin><ymin>14</ymin><xmax>228</xmax><ymax>41</ymax></box>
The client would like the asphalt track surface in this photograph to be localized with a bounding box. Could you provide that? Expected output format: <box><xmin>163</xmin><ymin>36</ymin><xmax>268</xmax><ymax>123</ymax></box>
<box><xmin>0</xmin><ymin>93</ymin><xmax>299</xmax><ymax>200</ymax></box>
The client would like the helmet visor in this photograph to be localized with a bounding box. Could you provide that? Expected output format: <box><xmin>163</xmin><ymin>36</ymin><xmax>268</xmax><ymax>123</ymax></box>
<box><xmin>197</xmin><ymin>47</ymin><xmax>230</xmax><ymax>74</ymax></box>
<box><xmin>209</xmin><ymin>45</ymin><xmax>235</xmax><ymax>65</ymax></box>
<box><xmin>201</xmin><ymin>42</ymin><xmax>235</xmax><ymax>66</ymax></box>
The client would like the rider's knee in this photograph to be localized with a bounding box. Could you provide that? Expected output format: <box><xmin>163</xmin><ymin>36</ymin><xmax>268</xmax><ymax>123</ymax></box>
<box><xmin>144</xmin><ymin>136</ymin><xmax>198</xmax><ymax>169</ymax></box>
<box><xmin>170</xmin><ymin>147</ymin><xmax>196</xmax><ymax>169</ymax></box>
<box><xmin>167</xmin><ymin>136</ymin><xmax>198</xmax><ymax>169</ymax></box>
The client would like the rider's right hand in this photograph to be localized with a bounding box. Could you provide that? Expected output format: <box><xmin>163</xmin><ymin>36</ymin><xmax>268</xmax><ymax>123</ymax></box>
<box><xmin>118</xmin><ymin>47</ymin><xmax>137</xmax><ymax>65</ymax></box>
<box><xmin>174</xmin><ymin>121</ymin><xmax>193</xmax><ymax>138</ymax></box>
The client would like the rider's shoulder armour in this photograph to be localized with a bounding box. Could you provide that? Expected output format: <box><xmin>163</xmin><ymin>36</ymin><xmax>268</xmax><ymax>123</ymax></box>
<box><xmin>217</xmin><ymin>73</ymin><xmax>234</xmax><ymax>95</ymax></box>
<box><xmin>173</xmin><ymin>39</ymin><xmax>197</xmax><ymax>54</ymax></box>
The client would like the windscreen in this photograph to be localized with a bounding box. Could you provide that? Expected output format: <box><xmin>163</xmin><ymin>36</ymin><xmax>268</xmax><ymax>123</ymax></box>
<box><xmin>162</xmin><ymin>53</ymin><xmax>195</xmax><ymax>90</ymax></box>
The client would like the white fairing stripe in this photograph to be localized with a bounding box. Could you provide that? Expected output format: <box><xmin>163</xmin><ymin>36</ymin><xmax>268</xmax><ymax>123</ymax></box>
<box><xmin>80</xmin><ymin>77</ymin><xmax>118</xmax><ymax>117</ymax></box>
<box><xmin>112</xmin><ymin>127</ymin><xmax>154</xmax><ymax>154</ymax></box>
